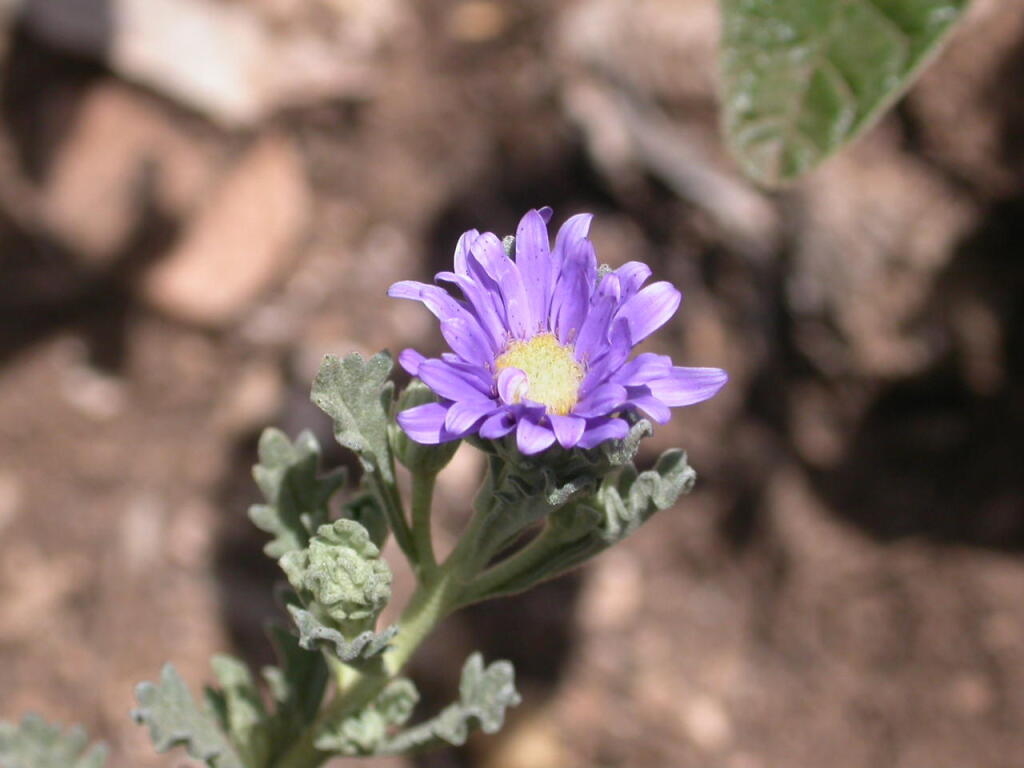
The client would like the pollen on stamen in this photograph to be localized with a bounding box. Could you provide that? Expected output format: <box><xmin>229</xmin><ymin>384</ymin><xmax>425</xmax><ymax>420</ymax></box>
<box><xmin>494</xmin><ymin>333</ymin><xmax>583</xmax><ymax>415</ymax></box>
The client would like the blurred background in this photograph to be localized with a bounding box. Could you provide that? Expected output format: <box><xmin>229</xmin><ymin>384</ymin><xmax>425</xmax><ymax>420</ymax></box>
<box><xmin>1</xmin><ymin>0</ymin><xmax>1023</xmax><ymax>766</ymax></box>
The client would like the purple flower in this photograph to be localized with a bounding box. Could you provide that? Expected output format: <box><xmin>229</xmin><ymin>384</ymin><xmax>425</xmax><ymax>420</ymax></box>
<box><xmin>389</xmin><ymin>208</ymin><xmax>728</xmax><ymax>455</ymax></box>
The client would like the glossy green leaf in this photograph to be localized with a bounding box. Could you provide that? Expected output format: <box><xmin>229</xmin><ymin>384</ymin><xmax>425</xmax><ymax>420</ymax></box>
<box><xmin>720</xmin><ymin>0</ymin><xmax>967</xmax><ymax>185</ymax></box>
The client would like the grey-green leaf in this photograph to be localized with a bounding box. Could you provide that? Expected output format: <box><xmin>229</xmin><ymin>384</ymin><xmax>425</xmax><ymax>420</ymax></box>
<box><xmin>598</xmin><ymin>449</ymin><xmax>696</xmax><ymax>544</ymax></box>
<box><xmin>382</xmin><ymin>653</ymin><xmax>520</xmax><ymax>753</ymax></box>
<box><xmin>204</xmin><ymin>656</ymin><xmax>270</xmax><ymax>768</ymax></box>
<box><xmin>720</xmin><ymin>0</ymin><xmax>967</xmax><ymax>185</ymax></box>
<box><xmin>133</xmin><ymin>664</ymin><xmax>244</xmax><ymax>768</ymax></box>
<box><xmin>262</xmin><ymin>625</ymin><xmax>329</xmax><ymax>727</ymax></box>
<box><xmin>249</xmin><ymin>428</ymin><xmax>346</xmax><ymax>559</ymax></box>
<box><xmin>311</xmin><ymin>352</ymin><xmax>395</xmax><ymax>482</ymax></box>
<box><xmin>0</xmin><ymin>715</ymin><xmax>107</xmax><ymax>768</ymax></box>
<box><xmin>314</xmin><ymin>679</ymin><xmax>418</xmax><ymax>755</ymax></box>
<box><xmin>286</xmin><ymin>605</ymin><xmax>398</xmax><ymax>662</ymax></box>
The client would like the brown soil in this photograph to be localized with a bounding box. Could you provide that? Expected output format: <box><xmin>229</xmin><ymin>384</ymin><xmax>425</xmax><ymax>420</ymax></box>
<box><xmin>1</xmin><ymin>2</ymin><xmax>1023</xmax><ymax>767</ymax></box>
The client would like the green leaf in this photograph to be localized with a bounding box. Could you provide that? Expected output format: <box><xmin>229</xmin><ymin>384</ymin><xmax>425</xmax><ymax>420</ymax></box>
<box><xmin>720</xmin><ymin>0</ymin><xmax>967</xmax><ymax>185</ymax></box>
<box><xmin>461</xmin><ymin>451</ymin><xmax>696</xmax><ymax>605</ymax></box>
<box><xmin>280</xmin><ymin>519</ymin><xmax>392</xmax><ymax>629</ymax></box>
<box><xmin>596</xmin><ymin>449</ymin><xmax>696</xmax><ymax>543</ymax></box>
<box><xmin>342</xmin><ymin>492</ymin><xmax>389</xmax><ymax>550</ymax></box>
<box><xmin>286</xmin><ymin>606</ymin><xmax>398</xmax><ymax>662</ymax></box>
<box><xmin>311</xmin><ymin>352</ymin><xmax>395</xmax><ymax>483</ymax></box>
<box><xmin>133</xmin><ymin>664</ymin><xmax>244</xmax><ymax>768</ymax></box>
<box><xmin>314</xmin><ymin>679</ymin><xmax>419</xmax><ymax>755</ymax></box>
<box><xmin>279</xmin><ymin>518</ymin><xmax>396</xmax><ymax>664</ymax></box>
<box><xmin>381</xmin><ymin>653</ymin><xmax>520</xmax><ymax>753</ymax></box>
<box><xmin>0</xmin><ymin>715</ymin><xmax>107</xmax><ymax>768</ymax></box>
<box><xmin>204</xmin><ymin>656</ymin><xmax>270</xmax><ymax>768</ymax></box>
<box><xmin>261</xmin><ymin>625</ymin><xmax>329</xmax><ymax>727</ymax></box>
<box><xmin>248</xmin><ymin>428</ymin><xmax>346</xmax><ymax>559</ymax></box>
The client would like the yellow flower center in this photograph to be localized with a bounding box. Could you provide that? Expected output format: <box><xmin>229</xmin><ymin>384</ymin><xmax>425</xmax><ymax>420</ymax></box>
<box><xmin>495</xmin><ymin>333</ymin><xmax>583</xmax><ymax>415</ymax></box>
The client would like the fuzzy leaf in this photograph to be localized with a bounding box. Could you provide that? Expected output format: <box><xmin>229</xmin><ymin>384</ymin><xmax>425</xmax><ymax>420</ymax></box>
<box><xmin>342</xmin><ymin>491</ymin><xmax>389</xmax><ymax>550</ymax></box>
<box><xmin>314</xmin><ymin>679</ymin><xmax>418</xmax><ymax>755</ymax></box>
<box><xmin>248</xmin><ymin>428</ymin><xmax>346</xmax><ymax>559</ymax></box>
<box><xmin>462</xmin><ymin>451</ymin><xmax>696</xmax><ymax>605</ymax></box>
<box><xmin>133</xmin><ymin>665</ymin><xmax>243</xmax><ymax>768</ymax></box>
<box><xmin>382</xmin><ymin>654</ymin><xmax>520</xmax><ymax>753</ymax></box>
<box><xmin>311</xmin><ymin>353</ymin><xmax>396</xmax><ymax>482</ymax></box>
<box><xmin>204</xmin><ymin>656</ymin><xmax>269</xmax><ymax>768</ymax></box>
<box><xmin>262</xmin><ymin>625</ymin><xmax>328</xmax><ymax>727</ymax></box>
<box><xmin>597</xmin><ymin>449</ymin><xmax>695</xmax><ymax>543</ymax></box>
<box><xmin>286</xmin><ymin>606</ymin><xmax>398</xmax><ymax>662</ymax></box>
<box><xmin>720</xmin><ymin>0</ymin><xmax>967</xmax><ymax>185</ymax></box>
<box><xmin>0</xmin><ymin>715</ymin><xmax>107</xmax><ymax>768</ymax></box>
<box><xmin>280</xmin><ymin>519</ymin><xmax>393</xmax><ymax>629</ymax></box>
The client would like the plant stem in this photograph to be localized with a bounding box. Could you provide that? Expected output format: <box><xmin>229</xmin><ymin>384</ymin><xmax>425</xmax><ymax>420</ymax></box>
<box><xmin>372</xmin><ymin>468</ymin><xmax>415</xmax><ymax>563</ymax></box>
<box><xmin>410</xmin><ymin>471</ymin><xmax>437</xmax><ymax>578</ymax></box>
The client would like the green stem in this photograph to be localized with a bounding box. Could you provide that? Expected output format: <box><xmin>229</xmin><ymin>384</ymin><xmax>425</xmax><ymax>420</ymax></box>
<box><xmin>410</xmin><ymin>472</ymin><xmax>437</xmax><ymax>578</ymax></box>
<box><xmin>372</xmin><ymin>468</ymin><xmax>415</xmax><ymax>563</ymax></box>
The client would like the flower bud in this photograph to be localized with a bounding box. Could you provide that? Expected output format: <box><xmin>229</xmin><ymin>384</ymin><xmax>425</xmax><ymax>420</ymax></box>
<box><xmin>389</xmin><ymin>380</ymin><xmax>459</xmax><ymax>475</ymax></box>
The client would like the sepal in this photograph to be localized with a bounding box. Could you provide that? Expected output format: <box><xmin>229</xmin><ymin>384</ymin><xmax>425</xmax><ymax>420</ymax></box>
<box><xmin>0</xmin><ymin>715</ymin><xmax>107</xmax><ymax>768</ymax></box>
<box><xmin>248</xmin><ymin>428</ymin><xmax>345</xmax><ymax>559</ymax></box>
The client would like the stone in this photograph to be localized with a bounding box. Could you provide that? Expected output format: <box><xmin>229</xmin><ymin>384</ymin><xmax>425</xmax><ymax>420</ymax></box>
<box><xmin>20</xmin><ymin>0</ymin><xmax>401</xmax><ymax>126</ymax></box>
<box><xmin>43</xmin><ymin>82</ymin><xmax>217</xmax><ymax>265</ymax></box>
<box><xmin>142</xmin><ymin>132</ymin><xmax>310</xmax><ymax>327</ymax></box>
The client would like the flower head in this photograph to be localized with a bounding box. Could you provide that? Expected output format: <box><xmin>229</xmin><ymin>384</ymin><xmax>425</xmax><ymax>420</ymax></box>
<box><xmin>389</xmin><ymin>208</ymin><xmax>727</xmax><ymax>455</ymax></box>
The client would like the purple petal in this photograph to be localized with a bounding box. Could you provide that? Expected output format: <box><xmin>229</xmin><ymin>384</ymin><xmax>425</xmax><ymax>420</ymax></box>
<box><xmin>397</xmin><ymin>402</ymin><xmax>457</xmax><ymax>445</ymax></box>
<box><xmin>579</xmin><ymin>317</ymin><xmax>632</xmax><ymax>396</ymax></box>
<box><xmin>624</xmin><ymin>390</ymin><xmax>671</xmax><ymax>424</ymax></box>
<box><xmin>553</xmin><ymin>213</ymin><xmax>593</xmax><ymax>258</ymax></box>
<box><xmin>612</xmin><ymin>353</ymin><xmax>673</xmax><ymax>386</ymax></box>
<box><xmin>516</xmin><ymin>209</ymin><xmax>553</xmax><ymax>326</ymax></box>
<box><xmin>573</xmin><ymin>382</ymin><xmax>627</xmax><ymax>418</ymax></box>
<box><xmin>574</xmin><ymin>274</ymin><xmax>622</xmax><ymax>365</ymax></box>
<box><xmin>496</xmin><ymin>367</ymin><xmax>528</xmax><ymax>405</ymax></box>
<box><xmin>444</xmin><ymin>399</ymin><xmax>496</xmax><ymax>434</ymax></box>
<box><xmin>614</xmin><ymin>261</ymin><xmax>652</xmax><ymax>299</ymax></box>
<box><xmin>616</xmin><ymin>281</ymin><xmax>681</xmax><ymax>345</ymax></box>
<box><xmin>646</xmin><ymin>367</ymin><xmax>728</xmax><ymax>406</ymax></box>
<box><xmin>548</xmin><ymin>414</ymin><xmax>586</xmax><ymax>448</ymax></box>
<box><xmin>453</xmin><ymin>229</ymin><xmax>481</xmax><ymax>276</ymax></box>
<box><xmin>389</xmin><ymin>280</ymin><xmax>498</xmax><ymax>359</ymax></box>
<box><xmin>419</xmin><ymin>359</ymin><xmax>491</xmax><ymax>401</ymax></box>
<box><xmin>469</xmin><ymin>233</ymin><xmax>533</xmax><ymax>338</ymax></box>
<box><xmin>436</xmin><ymin>270</ymin><xmax>508</xmax><ymax>348</ymax></box>
<box><xmin>576</xmin><ymin>417</ymin><xmax>629</xmax><ymax>449</ymax></box>
<box><xmin>516</xmin><ymin>417</ymin><xmax>556</xmax><ymax>455</ymax></box>
<box><xmin>551</xmin><ymin>239</ymin><xmax>595</xmax><ymax>345</ymax></box>
<box><xmin>438</xmin><ymin>354</ymin><xmax>495</xmax><ymax>390</ymax></box>
<box><xmin>467</xmin><ymin>232</ymin><xmax>507</xmax><ymax>281</ymax></box>
<box><xmin>398</xmin><ymin>348</ymin><xmax>425</xmax><ymax>376</ymax></box>
<box><xmin>538</xmin><ymin>206</ymin><xmax>553</xmax><ymax>223</ymax></box>
<box><xmin>440</xmin><ymin>317</ymin><xmax>494</xmax><ymax>367</ymax></box>
<box><xmin>479</xmin><ymin>409</ymin><xmax>517</xmax><ymax>439</ymax></box>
